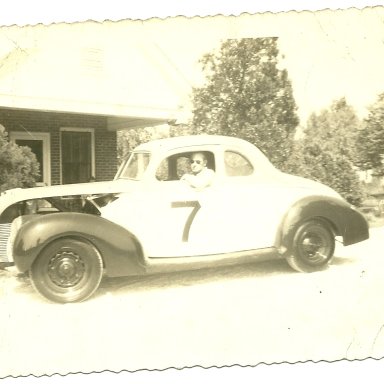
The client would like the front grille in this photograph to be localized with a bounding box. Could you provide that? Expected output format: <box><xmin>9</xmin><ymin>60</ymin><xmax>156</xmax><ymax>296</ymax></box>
<box><xmin>0</xmin><ymin>223</ymin><xmax>11</xmax><ymax>263</ymax></box>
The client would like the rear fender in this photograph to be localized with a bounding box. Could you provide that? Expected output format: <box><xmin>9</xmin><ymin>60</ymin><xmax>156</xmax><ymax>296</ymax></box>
<box><xmin>276</xmin><ymin>196</ymin><xmax>369</xmax><ymax>254</ymax></box>
<box><xmin>12</xmin><ymin>212</ymin><xmax>146</xmax><ymax>276</ymax></box>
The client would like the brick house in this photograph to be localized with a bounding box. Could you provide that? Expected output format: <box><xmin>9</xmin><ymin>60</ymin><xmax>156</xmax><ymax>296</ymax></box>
<box><xmin>0</xmin><ymin>108</ymin><xmax>119</xmax><ymax>185</ymax></box>
<box><xmin>0</xmin><ymin>21</ymin><xmax>189</xmax><ymax>186</ymax></box>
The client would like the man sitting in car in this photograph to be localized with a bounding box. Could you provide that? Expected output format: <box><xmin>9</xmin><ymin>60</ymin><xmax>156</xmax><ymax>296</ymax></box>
<box><xmin>181</xmin><ymin>152</ymin><xmax>215</xmax><ymax>189</ymax></box>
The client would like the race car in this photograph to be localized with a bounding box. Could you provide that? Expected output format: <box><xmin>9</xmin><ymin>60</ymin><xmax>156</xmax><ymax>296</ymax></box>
<box><xmin>0</xmin><ymin>135</ymin><xmax>369</xmax><ymax>303</ymax></box>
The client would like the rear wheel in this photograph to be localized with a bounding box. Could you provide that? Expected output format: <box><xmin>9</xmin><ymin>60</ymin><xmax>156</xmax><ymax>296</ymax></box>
<box><xmin>30</xmin><ymin>238</ymin><xmax>103</xmax><ymax>303</ymax></box>
<box><xmin>286</xmin><ymin>220</ymin><xmax>335</xmax><ymax>273</ymax></box>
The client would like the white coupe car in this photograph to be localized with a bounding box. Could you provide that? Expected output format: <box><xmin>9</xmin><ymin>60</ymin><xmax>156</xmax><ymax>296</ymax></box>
<box><xmin>0</xmin><ymin>135</ymin><xmax>369</xmax><ymax>303</ymax></box>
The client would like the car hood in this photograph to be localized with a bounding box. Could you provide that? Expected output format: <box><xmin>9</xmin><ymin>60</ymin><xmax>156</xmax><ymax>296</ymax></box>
<box><xmin>0</xmin><ymin>179</ymin><xmax>138</xmax><ymax>214</ymax></box>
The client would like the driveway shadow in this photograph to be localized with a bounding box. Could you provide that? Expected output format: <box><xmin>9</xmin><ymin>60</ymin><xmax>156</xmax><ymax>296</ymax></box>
<box><xmin>96</xmin><ymin>258</ymin><xmax>296</xmax><ymax>298</ymax></box>
<box><xmin>331</xmin><ymin>256</ymin><xmax>358</xmax><ymax>267</ymax></box>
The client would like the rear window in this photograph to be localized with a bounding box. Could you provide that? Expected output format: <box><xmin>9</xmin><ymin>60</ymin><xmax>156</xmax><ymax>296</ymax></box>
<box><xmin>224</xmin><ymin>151</ymin><xmax>253</xmax><ymax>176</ymax></box>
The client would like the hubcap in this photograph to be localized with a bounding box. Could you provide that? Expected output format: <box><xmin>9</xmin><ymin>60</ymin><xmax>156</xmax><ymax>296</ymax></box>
<box><xmin>300</xmin><ymin>231</ymin><xmax>329</xmax><ymax>263</ymax></box>
<box><xmin>48</xmin><ymin>250</ymin><xmax>85</xmax><ymax>288</ymax></box>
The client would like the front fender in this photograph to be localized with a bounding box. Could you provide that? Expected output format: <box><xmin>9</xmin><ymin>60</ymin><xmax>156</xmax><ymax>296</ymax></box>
<box><xmin>13</xmin><ymin>212</ymin><xmax>146</xmax><ymax>276</ymax></box>
<box><xmin>276</xmin><ymin>196</ymin><xmax>369</xmax><ymax>254</ymax></box>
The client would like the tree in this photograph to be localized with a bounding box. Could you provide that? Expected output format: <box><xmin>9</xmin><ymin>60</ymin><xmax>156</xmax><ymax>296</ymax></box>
<box><xmin>0</xmin><ymin>125</ymin><xmax>40</xmax><ymax>192</ymax></box>
<box><xmin>117</xmin><ymin>125</ymin><xmax>171</xmax><ymax>164</ymax></box>
<box><xmin>305</xmin><ymin>98</ymin><xmax>361</xmax><ymax>161</ymax></box>
<box><xmin>356</xmin><ymin>93</ymin><xmax>384</xmax><ymax>175</ymax></box>
<box><xmin>191</xmin><ymin>38</ymin><xmax>299</xmax><ymax>168</ymax></box>
<box><xmin>285</xmin><ymin>98</ymin><xmax>364</xmax><ymax>205</ymax></box>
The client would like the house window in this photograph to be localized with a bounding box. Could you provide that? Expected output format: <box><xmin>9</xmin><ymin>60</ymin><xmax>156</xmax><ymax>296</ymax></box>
<box><xmin>61</xmin><ymin>128</ymin><xmax>95</xmax><ymax>184</ymax></box>
<box><xmin>9</xmin><ymin>132</ymin><xmax>51</xmax><ymax>186</ymax></box>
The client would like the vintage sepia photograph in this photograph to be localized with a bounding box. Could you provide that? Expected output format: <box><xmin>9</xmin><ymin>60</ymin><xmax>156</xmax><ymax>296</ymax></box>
<box><xmin>1</xmin><ymin>1</ymin><xmax>384</xmax><ymax>381</ymax></box>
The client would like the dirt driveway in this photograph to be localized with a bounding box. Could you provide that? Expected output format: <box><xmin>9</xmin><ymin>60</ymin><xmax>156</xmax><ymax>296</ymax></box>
<box><xmin>1</xmin><ymin>227</ymin><xmax>384</xmax><ymax>377</ymax></box>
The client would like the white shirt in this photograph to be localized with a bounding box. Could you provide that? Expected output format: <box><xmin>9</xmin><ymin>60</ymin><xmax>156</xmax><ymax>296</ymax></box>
<box><xmin>181</xmin><ymin>167</ymin><xmax>215</xmax><ymax>189</ymax></box>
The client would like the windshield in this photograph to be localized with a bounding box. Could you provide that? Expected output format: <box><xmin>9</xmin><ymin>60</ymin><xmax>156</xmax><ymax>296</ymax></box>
<box><xmin>117</xmin><ymin>152</ymin><xmax>151</xmax><ymax>180</ymax></box>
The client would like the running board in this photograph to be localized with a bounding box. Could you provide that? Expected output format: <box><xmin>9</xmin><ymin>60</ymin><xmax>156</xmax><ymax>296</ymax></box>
<box><xmin>145</xmin><ymin>247</ymin><xmax>280</xmax><ymax>274</ymax></box>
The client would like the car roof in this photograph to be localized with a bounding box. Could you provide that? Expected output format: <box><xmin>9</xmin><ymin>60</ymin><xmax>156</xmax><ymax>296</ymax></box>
<box><xmin>134</xmin><ymin>135</ymin><xmax>254</xmax><ymax>152</ymax></box>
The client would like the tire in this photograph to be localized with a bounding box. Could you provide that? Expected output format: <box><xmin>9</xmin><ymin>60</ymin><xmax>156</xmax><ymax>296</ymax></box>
<box><xmin>30</xmin><ymin>238</ymin><xmax>103</xmax><ymax>303</ymax></box>
<box><xmin>286</xmin><ymin>219</ymin><xmax>335</xmax><ymax>273</ymax></box>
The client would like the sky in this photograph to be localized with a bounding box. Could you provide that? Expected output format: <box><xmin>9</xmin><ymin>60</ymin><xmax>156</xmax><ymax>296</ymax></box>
<box><xmin>272</xmin><ymin>8</ymin><xmax>384</xmax><ymax>122</ymax></box>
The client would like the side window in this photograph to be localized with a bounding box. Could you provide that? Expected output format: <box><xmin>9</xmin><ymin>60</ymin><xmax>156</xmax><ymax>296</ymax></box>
<box><xmin>155</xmin><ymin>154</ymin><xmax>191</xmax><ymax>181</ymax></box>
<box><xmin>156</xmin><ymin>151</ymin><xmax>215</xmax><ymax>181</ymax></box>
<box><xmin>224</xmin><ymin>151</ymin><xmax>253</xmax><ymax>177</ymax></box>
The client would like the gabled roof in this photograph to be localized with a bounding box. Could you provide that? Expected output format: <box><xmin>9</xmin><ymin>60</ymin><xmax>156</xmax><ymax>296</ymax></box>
<box><xmin>0</xmin><ymin>21</ymin><xmax>191</xmax><ymax>128</ymax></box>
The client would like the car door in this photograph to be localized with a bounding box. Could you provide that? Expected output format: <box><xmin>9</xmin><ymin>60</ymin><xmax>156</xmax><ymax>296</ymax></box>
<box><xmin>141</xmin><ymin>149</ymin><xmax>230</xmax><ymax>258</ymax></box>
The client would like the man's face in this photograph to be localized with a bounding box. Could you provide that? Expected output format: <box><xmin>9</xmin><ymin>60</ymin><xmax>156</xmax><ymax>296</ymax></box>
<box><xmin>190</xmin><ymin>153</ymin><xmax>206</xmax><ymax>175</ymax></box>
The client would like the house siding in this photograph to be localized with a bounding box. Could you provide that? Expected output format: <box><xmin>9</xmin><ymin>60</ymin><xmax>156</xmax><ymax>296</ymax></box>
<box><xmin>0</xmin><ymin>108</ymin><xmax>117</xmax><ymax>185</ymax></box>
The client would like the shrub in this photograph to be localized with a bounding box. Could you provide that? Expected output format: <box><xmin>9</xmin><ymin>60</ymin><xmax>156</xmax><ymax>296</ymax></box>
<box><xmin>0</xmin><ymin>125</ymin><xmax>40</xmax><ymax>192</ymax></box>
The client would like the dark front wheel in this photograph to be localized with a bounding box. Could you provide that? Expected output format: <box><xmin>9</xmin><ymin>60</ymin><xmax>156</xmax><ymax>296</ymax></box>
<box><xmin>286</xmin><ymin>220</ymin><xmax>335</xmax><ymax>273</ymax></box>
<box><xmin>30</xmin><ymin>238</ymin><xmax>103</xmax><ymax>303</ymax></box>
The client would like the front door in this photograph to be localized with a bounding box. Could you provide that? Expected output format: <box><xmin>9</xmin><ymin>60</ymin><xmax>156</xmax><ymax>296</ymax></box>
<box><xmin>61</xmin><ymin>130</ymin><xmax>93</xmax><ymax>184</ymax></box>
